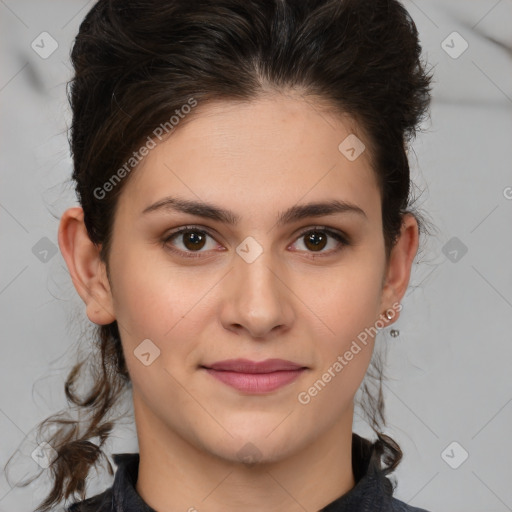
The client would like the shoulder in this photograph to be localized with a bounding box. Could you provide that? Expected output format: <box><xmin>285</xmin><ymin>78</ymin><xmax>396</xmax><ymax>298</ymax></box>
<box><xmin>66</xmin><ymin>488</ymin><xmax>113</xmax><ymax>512</ymax></box>
<box><xmin>389</xmin><ymin>496</ymin><xmax>432</xmax><ymax>512</ymax></box>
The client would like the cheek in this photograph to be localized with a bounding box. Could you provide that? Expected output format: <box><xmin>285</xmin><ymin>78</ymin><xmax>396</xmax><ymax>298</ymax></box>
<box><xmin>293</xmin><ymin>252</ymin><xmax>385</xmax><ymax>409</ymax></box>
<box><xmin>293</xmin><ymin>266</ymin><xmax>383</xmax><ymax>418</ymax></box>
<box><xmin>300</xmin><ymin>255</ymin><xmax>384</xmax><ymax>345</ymax></box>
<box><xmin>110</xmin><ymin>242</ymin><xmax>194</xmax><ymax>332</ymax></box>
<box><xmin>109</xmin><ymin>247</ymin><xmax>217</xmax><ymax>372</ymax></box>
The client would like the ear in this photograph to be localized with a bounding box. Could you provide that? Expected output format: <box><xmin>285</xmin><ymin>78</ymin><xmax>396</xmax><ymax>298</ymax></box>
<box><xmin>58</xmin><ymin>207</ymin><xmax>116</xmax><ymax>325</ymax></box>
<box><xmin>379</xmin><ymin>213</ymin><xmax>419</xmax><ymax>325</ymax></box>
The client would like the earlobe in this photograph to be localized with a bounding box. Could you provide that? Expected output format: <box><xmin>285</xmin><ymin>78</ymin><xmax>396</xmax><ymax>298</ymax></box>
<box><xmin>380</xmin><ymin>213</ymin><xmax>419</xmax><ymax>324</ymax></box>
<box><xmin>58</xmin><ymin>207</ymin><xmax>116</xmax><ymax>325</ymax></box>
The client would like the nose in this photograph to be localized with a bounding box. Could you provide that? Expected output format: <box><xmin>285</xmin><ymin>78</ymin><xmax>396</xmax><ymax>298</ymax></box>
<box><xmin>219</xmin><ymin>247</ymin><xmax>295</xmax><ymax>339</ymax></box>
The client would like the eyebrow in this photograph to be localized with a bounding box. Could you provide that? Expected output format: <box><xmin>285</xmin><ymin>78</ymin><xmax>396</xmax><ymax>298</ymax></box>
<box><xmin>141</xmin><ymin>196</ymin><xmax>367</xmax><ymax>226</ymax></box>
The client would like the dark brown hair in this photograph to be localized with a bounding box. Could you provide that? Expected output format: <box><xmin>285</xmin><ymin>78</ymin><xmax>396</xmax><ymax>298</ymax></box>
<box><xmin>4</xmin><ymin>0</ymin><xmax>433</xmax><ymax>509</ymax></box>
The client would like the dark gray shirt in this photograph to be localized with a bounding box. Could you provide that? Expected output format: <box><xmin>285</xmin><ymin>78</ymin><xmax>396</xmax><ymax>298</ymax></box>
<box><xmin>67</xmin><ymin>433</ymin><xmax>431</xmax><ymax>512</ymax></box>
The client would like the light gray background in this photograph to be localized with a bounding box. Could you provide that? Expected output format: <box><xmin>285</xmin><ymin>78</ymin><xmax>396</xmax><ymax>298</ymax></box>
<box><xmin>1</xmin><ymin>1</ymin><xmax>511</xmax><ymax>511</ymax></box>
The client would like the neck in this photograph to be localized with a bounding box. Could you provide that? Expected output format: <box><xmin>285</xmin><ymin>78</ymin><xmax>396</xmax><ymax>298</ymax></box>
<box><xmin>133</xmin><ymin>397</ymin><xmax>356</xmax><ymax>512</ymax></box>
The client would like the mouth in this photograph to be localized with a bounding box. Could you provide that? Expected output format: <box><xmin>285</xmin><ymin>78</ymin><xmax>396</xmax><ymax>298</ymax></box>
<box><xmin>200</xmin><ymin>358</ymin><xmax>308</xmax><ymax>394</ymax></box>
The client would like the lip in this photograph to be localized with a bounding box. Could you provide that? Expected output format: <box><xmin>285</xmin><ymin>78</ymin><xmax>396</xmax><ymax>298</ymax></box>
<box><xmin>201</xmin><ymin>358</ymin><xmax>307</xmax><ymax>394</ymax></box>
<box><xmin>205</xmin><ymin>358</ymin><xmax>305</xmax><ymax>373</ymax></box>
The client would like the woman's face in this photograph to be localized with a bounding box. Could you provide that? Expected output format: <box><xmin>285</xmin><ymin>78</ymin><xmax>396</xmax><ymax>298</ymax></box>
<box><xmin>72</xmin><ymin>94</ymin><xmax>415</xmax><ymax>464</ymax></box>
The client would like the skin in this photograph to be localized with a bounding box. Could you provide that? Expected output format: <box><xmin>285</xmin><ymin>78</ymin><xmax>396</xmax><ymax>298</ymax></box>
<box><xmin>58</xmin><ymin>93</ymin><xmax>418</xmax><ymax>512</ymax></box>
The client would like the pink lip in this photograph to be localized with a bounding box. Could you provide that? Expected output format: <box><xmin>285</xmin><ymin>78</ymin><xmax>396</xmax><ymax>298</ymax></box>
<box><xmin>202</xmin><ymin>358</ymin><xmax>307</xmax><ymax>393</ymax></box>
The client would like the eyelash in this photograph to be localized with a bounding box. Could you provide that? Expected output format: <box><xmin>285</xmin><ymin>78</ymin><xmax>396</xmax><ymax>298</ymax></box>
<box><xmin>161</xmin><ymin>225</ymin><xmax>350</xmax><ymax>259</ymax></box>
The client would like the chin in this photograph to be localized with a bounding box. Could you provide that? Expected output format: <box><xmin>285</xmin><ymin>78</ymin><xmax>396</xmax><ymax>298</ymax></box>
<box><xmin>221</xmin><ymin>440</ymin><xmax>292</xmax><ymax>466</ymax></box>
<box><xmin>200</xmin><ymin>426</ymin><xmax>303</xmax><ymax>466</ymax></box>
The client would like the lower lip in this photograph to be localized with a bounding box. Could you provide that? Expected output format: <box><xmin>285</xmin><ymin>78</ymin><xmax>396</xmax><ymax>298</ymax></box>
<box><xmin>204</xmin><ymin>368</ymin><xmax>306</xmax><ymax>393</ymax></box>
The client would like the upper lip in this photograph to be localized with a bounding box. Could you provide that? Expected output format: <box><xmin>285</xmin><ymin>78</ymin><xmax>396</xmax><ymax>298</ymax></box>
<box><xmin>203</xmin><ymin>358</ymin><xmax>306</xmax><ymax>373</ymax></box>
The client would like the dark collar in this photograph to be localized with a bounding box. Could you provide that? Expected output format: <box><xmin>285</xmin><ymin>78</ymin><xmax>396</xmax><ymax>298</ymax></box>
<box><xmin>320</xmin><ymin>433</ymin><xmax>396</xmax><ymax>511</ymax></box>
<box><xmin>68</xmin><ymin>433</ymin><xmax>409</xmax><ymax>512</ymax></box>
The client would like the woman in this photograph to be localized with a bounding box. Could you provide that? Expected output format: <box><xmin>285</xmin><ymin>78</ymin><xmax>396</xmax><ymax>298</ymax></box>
<box><xmin>6</xmin><ymin>0</ymin><xmax>434</xmax><ymax>510</ymax></box>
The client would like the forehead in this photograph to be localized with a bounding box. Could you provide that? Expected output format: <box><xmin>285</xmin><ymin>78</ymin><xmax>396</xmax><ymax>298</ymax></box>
<box><xmin>116</xmin><ymin>94</ymin><xmax>380</xmax><ymax>222</ymax></box>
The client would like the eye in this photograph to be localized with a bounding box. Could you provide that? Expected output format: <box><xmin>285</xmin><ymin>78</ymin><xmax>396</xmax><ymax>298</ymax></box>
<box><xmin>289</xmin><ymin>226</ymin><xmax>349</xmax><ymax>256</ymax></box>
<box><xmin>162</xmin><ymin>226</ymin><xmax>219</xmax><ymax>258</ymax></box>
<box><xmin>162</xmin><ymin>225</ymin><xmax>349</xmax><ymax>259</ymax></box>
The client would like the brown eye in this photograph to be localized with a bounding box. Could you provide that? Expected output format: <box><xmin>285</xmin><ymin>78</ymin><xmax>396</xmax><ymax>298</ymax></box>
<box><xmin>291</xmin><ymin>227</ymin><xmax>348</xmax><ymax>256</ymax></box>
<box><xmin>181</xmin><ymin>230</ymin><xmax>207</xmax><ymax>251</ymax></box>
<box><xmin>303</xmin><ymin>230</ymin><xmax>328</xmax><ymax>252</ymax></box>
<box><xmin>162</xmin><ymin>225</ymin><xmax>349</xmax><ymax>260</ymax></box>
<box><xmin>163</xmin><ymin>227</ymin><xmax>217</xmax><ymax>258</ymax></box>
